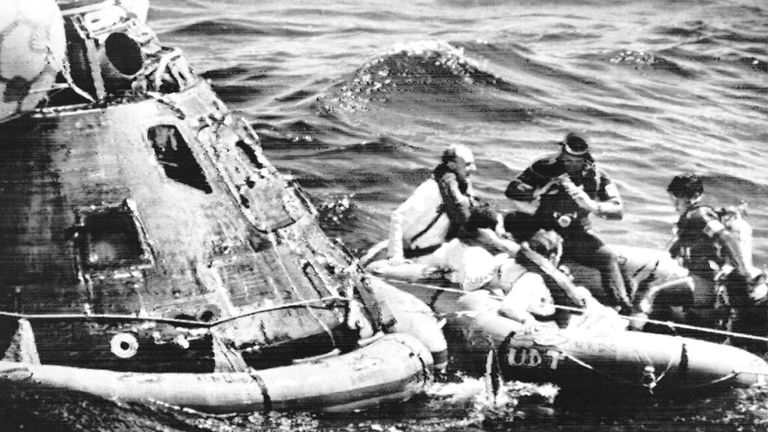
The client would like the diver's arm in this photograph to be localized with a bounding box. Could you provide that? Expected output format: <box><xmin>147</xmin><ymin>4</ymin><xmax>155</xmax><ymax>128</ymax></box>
<box><xmin>594</xmin><ymin>196</ymin><xmax>624</xmax><ymax>220</ymax></box>
<box><xmin>505</xmin><ymin>178</ymin><xmax>536</xmax><ymax>201</ymax></box>
<box><xmin>504</xmin><ymin>163</ymin><xmax>550</xmax><ymax>202</ymax></box>
<box><xmin>597</xmin><ymin>176</ymin><xmax>624</xmax><ymax>220</ymax></box>
<box><xmin>565</xmin><ymin>174</ymin><xmax>624</xmax><ymax>220</ymax></box>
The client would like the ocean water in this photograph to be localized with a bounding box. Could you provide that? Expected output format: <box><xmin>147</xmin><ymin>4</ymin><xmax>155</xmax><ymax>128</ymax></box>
<box><xmin>4</xmin><ymin>0</ymin><xmax>768</xmax><ymax>430</ymax></box>
<box><xmin>154</xmin><ymin>0</ymin><xmax>768</xmax><ymax>258</ymax></box>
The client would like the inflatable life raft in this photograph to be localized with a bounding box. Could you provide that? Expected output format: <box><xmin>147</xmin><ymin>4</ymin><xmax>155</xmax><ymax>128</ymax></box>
<box><xmin>363</xmin><ymin>240</ymin><xmax>767</xmax><ymax>339</ymax></box>
<box><xmin>0</xmin><ymin>0</ymin><xmax>439</xmax><ymax>412</ymax></box>
<box><xmin>364</xmin><ymin>264</ymin><xmax>768</xmax><ymax>395</ymax></box>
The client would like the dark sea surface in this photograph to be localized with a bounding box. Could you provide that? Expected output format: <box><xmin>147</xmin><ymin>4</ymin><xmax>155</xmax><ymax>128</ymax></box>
<box><xmin>4</xmin><ymin>0</ymin><xmax>768</xmax><ymax>430</ymax></box>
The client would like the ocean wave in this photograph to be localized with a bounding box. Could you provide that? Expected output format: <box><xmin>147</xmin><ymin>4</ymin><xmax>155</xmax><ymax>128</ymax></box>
<box><xmin>168</xmin><ymin>19</ymin><xmax>321</xmax><ymax>38</ymax></box>
<box><xmin>608</xmin><ymin>49</ymin><xmax>696</xmax><ymax>78</ymax></box>
<box><xmin>654</xmin><ymin>20</ymin><xmax>710</xmax><ymax>38</ymax></box>
<box><xmin>168</xmin><ymin>19</ymin><xmax>268</xmax><ymax>36</ymax></box>
<box><xmin>201</xmin><ymin>65</ymin><xmax>277</xmax><ymax>104</ymax></box>
<box><xmin>325</xmin><ymin>40</ymin><xmax>542</xmax><ymax>124</ymax></box>
<box><xmin>343</xmin><ymin>40</ymin><xmax>511</xmax><ymax>95</ymax></box>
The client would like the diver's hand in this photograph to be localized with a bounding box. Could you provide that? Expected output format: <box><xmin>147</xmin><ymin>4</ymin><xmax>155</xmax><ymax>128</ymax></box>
<box><xmin>562</xmin><ymin>179</ymin><xmax>600</xmax><ymax>214</ymax></box>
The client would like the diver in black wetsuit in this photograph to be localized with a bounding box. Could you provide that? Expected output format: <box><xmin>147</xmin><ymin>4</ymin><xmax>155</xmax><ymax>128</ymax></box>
<box><xmin>503</xmin><ymin>133</ymin><xmax>634</xmax><ymax>314</ymax></box>
<box><xmin>666</xmin><ymin>173</ymin><xmax>766</xmax><ymax>351</ymax></box>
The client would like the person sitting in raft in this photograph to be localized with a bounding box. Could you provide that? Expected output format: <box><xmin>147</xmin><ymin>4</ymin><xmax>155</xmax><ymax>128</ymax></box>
<box><xmin>666</xmin><ymin>173</ymin><xmax>767</xmax><ymax>350</ymax></box>
<box><xmin>387</xmin><ymin>144</ymin><xmax>477</xmax><ymax>264</ymax></box>
<box><xmin>503</xmin><ymin>133</ymin><xmax>635</xmax><ymax>315</ymax></box>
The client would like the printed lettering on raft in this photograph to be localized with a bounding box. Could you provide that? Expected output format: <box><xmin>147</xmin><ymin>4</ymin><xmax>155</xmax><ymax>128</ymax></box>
<box><xmin>507</xmin><ymin>347</ymin><xmax>562</xmax><ymax>370</ymax></box>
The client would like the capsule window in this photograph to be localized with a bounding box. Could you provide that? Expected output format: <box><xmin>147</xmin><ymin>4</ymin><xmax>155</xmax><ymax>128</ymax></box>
<box><xmin>148</xmin><ymin>125</ymin><xmax>212</xmax><ymax>193</ymax></box>
<box><xmin>76</xmin><ymin>201</ymin><xmax>154</xmax><ymax>270</ymax></box>
<box><xmin>235</xmin><ymin>140</ymin><xmax>265</xmax><ymax>169</ymax></box>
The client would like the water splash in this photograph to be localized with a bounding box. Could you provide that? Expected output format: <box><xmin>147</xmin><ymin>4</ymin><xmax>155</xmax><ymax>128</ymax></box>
<box><xmin>423</xmin><ymin>374</ymin><xmax>559</xmax><ymax>428</ymax></box>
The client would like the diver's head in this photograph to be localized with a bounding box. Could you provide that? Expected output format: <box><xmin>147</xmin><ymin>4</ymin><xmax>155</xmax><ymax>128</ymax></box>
<box><xmin>442</xmin><ymin>144</ymin><xmax>477</xmax><ymax>178</ymax></box>
<box><xmin>557</xmin><ymin>133</ymin><xmax>593</xmax><ymax>176</ymax></box>
<box><xmin>667</xmin><ymin>173</ymin><xmax>703</xmax><ymax>214</ymax></box>
<box><xmin>528</xmin><ymin>229</ymin><xmax>564</xmax><ymax>266</ymax></box>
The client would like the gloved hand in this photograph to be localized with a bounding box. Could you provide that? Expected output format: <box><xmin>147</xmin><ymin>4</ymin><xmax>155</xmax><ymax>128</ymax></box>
<box><xmin>560</xmin><ymin>176</ymin><xmax>599</xmax><ymax>213</ymax></box>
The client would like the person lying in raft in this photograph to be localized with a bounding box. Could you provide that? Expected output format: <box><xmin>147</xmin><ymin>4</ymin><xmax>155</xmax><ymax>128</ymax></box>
<box><xmin>387</xmin><ymin>144</ymin><xmax>478</xmax><ymax>264</ymax></box>
<box><xmin>443</xmin><ymin>216</ymin><xmax>625</xmax><ymax>333</ymax></box>
<box><xmin>488</xmin><ymin>227</ymin><xmax>625</xmax><ymax>333</ymax></box>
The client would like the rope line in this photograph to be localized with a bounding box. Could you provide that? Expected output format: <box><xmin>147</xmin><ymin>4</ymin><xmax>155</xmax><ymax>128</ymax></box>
<box><xmin>0</xmin><ymin>295</ymin><xmax>351</xmax><ymax>328</ymax></box>
<box><xmin>376</xmin><ymin>276</ymin><xmax>768</xmax><ymax>343</ymax></box>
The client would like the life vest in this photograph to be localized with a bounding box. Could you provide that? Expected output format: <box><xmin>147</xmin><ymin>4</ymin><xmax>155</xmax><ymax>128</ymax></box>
<box><xmin>399</xmin><ymin>172</ymin><xmax>472</xmax><ymax>253</ymax></box>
